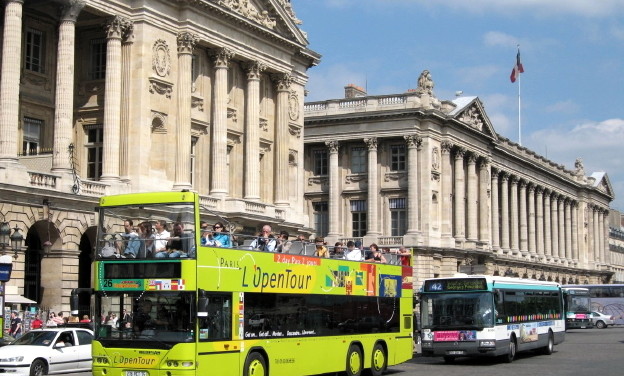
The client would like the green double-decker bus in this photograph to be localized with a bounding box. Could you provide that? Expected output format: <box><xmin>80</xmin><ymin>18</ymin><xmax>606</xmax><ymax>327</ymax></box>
<box><xmin>78</xmin><ymin>192</ymin><xmax>414</xmax><ymax>376</ymax></box>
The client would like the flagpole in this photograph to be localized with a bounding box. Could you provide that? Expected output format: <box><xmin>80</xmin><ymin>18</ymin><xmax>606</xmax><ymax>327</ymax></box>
<box><xmin>517</xmin><ymin>45</ymin><xmax>522</xmax><ymax>146</ymax></box>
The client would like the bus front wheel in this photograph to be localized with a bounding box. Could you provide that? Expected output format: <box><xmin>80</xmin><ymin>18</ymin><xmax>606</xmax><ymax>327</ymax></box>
<box><xmin>539</xmin><ymin>331</ymin><xmax>554</xmax><ymax>355</ymax></box>
<box><xmin>502</xmin><ymin>336</ymin><xmax>516</xmax><ymax>363</ymax></box>
<box><xmin>345</xmin><ymin>344</ymin><xmax>363</xmax><ymax>376</ymax></box>
<box><xmin>368</xmin><ymin>343</ymin><xmax>387</xmax><ymax>376</ymax></box>
<box><xmin>244</xmin><ymin>352</ymin><xmax>267</xmax><ymax>376</ymax></box>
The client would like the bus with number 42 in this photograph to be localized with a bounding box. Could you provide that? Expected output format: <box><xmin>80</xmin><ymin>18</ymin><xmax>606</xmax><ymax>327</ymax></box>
<box><xmin>419</xmin><ymin>275</ymin><xmax>565</xmax><ymax>363</ymax></box>
<box><xmin>72</xmin><ymin>191</ymin><xmax>414</xmax><ymax>376</ymax></box>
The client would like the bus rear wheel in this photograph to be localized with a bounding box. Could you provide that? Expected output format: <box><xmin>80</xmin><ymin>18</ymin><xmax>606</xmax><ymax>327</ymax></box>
<box><xmin>539</xmin><ymin>331</ymin><xmax>554</xmax><ymax>355</ymax></box>
<box><xmin>244</xmin><ymin>352</ymin><xmax>267</xmax><ymax>376</ymax></box>
<box><xmin>345</xmin><ymin>344</ymin><xmax>363</xmax><ymax>376</ymax></box>
<box><xmin>368</xmin><ymin>343</ymin><xmax>387</xmax><ymax>376</ymax></box>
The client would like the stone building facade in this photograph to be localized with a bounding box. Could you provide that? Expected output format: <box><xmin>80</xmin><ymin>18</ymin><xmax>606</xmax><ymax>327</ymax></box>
<box><xmin>0</xmin><ymin>0</ymin><xmax>318</xmax><ymax>313</ymax></box>
<box><xmin>303</xmin><ymin>73</ymin><xmax>615</xmax><ymax>287</ymax></box>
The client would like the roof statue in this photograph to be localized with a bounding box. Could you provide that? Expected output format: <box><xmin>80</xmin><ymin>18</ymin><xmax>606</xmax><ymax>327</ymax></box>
<box><xmin>574</xmin><ymin>158</ymin><xmax>584</xmax><ymax>176</ymax></box>
<box><xmin>416</xmin><ymin>70</ymin><xmax>435</xmax><ymax>96</ymax></box>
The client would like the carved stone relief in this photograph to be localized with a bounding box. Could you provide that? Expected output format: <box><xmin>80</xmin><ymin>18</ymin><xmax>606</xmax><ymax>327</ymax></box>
<box><xmin>432</xmin><ymin>146</ymin><xmax>440</xmax><ymax>171</ymax></box>
<box><xmin>151</xmin><ymin>111</ymin><xmax>168</xmax><ymax>133</ymax></box>
<box><xmin>288</xmin><ymin>91</ymin><xmax>300</xmax><ymax>121</ymax></box>
<box><xmin>152</xmin><ymin>39</ymin><xmax>171</xmax><ymax>77</ymax></box>
<box><xmin>148</xmin><ymin>77</ymin><xmax>173</xmax><ymax>98</ymax></box>
<box><xmin>459</xmin><ymin>105</ymin><xmax>484</xmax><ymax>131</ymax></box>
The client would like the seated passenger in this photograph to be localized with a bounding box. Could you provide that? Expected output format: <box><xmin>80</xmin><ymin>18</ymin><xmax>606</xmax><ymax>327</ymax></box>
<box><xmin>275</xmin><ymin>230</ymin><xmax>292</xmax><ymax>253</ymax></box>
<box><xmin>365</xmin><ymin>243</ymin><xmax>386</xmax><ymax>263</ymax></box>
<box><xmin>343</xmin><ymin>241</ymin><xmax>363</xmax><ymax>261</ymax></box>
<box><xmin>152</xmin><ymin>220</ymin><xmax>170</xmax><ymax>256</ymax></box>
<box><xmin>249</xmin><ymin>224</ymin><xmax>276</xmax><ymax>252</ymax></box>
<box><xmin>314</xmin><ymin>237</ymin><xmax>329</xmax><ymax>258</ymax></box>
<box><xmin>212</xmin><ymin>222</ymin><xmax>232</xmax><ymax>248</ymax></box>
<box><xmin>156</xmin><ymin>222</ymin><xmax>193</xmax><ymax>258</ymax></box>
<box><xmin>119</xmin><ymin>219</ymin><xmax>140</xmax><ymax>258</ymax></box>
<box><xmin>137</xmin><ymin>221</ymin><xmax>154</xmax><ymax>258</ymax></box>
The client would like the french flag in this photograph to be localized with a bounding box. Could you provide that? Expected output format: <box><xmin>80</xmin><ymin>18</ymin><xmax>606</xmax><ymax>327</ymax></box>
<box><xmin>510</xmin><ymin>49</ymin><xmax>524</xmax><ymax>83</ymax></box>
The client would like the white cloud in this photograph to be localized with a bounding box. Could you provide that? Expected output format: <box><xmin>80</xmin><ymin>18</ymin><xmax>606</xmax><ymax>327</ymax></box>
<box><xmin>544</xmin><ymin>100</ymin><xmax>580</xmax><ymax>114</ymax></box>
<box><xmin>527</xmin><ymin>118</ymin><xmax>624</xmax><ymax>210</ymax></box>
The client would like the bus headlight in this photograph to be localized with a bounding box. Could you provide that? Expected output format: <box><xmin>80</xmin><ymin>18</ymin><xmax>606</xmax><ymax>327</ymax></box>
<box><xmin>479</xmin><ymin>340</ymin><xmax>496</xmax><ymax>347</ymax></box>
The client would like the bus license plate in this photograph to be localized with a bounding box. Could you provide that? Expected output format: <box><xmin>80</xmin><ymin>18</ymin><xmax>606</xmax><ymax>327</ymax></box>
<box><xmin>126</xmin><ymin>371</ymin><xmax>148</xmax><ymax>376</ymax></box>
<box><xmin>448</xmin><ymin>351</ymin><xmax>464</xmax><ymax>355</ymax></box>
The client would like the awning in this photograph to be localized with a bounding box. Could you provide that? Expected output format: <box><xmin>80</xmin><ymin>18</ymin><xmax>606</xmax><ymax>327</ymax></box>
<box><xmin>5</xmin><ymin>294</ymin><xmax>37</xmax><ymax>304</ymax></box>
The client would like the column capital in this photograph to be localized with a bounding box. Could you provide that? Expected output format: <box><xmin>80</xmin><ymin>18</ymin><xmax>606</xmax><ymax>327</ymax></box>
<box><xmin>104</xmin><ymin>15</ymin><xmax>133</xmax><ymax>40</ymax></box>
<box><xmin>528</xmin><ymin>183</ymin><xmax>536</xmax><ymax>193</ymax></box>
<box><xmin>510</xmin><ymin>175</ymin><xmax>519</xmax><ymax>185</ymax></box>
<box><xmin>326</xmin><ymin>140</ymin><xmax>340</xmax><ymax>154</ymax></box>
<box><xmin>245</xmin><ymin>61</ymin><xmax>266</xmax><ymax>80</ymax></box>
<box><xmin>519</xmin><ymin>179</ymin><xmax>528</xmax><ymax>189</ymax></box>
<box><xmin>4</xmin><ymin>0</ymin><xmax>24</xmax><ymax>5</ymax></box>
<box><xmin>404</xmin><ymin>134</ymin><xmax>422</xmax><ymax>148</ymax></box>
<box><xmin>59</xmin><ymin>0</ymin><xmax>85</xmax><ymax>23</ymax></box>
<box><xmin>467</xmin><ymin>152</ymin><xmax>478</xmax><ymax>164</ymax></box>
<box><xmin>272</xmin><ymin>72</ymin><xmax>293</xmax><ymax>92</ymax></box>
<box><xmin>454</xmin><ymin>146</ymin><xmax>466</xmax><ymax>160</ymax></box>
<box><xmin>364</xmin><ymin>137</ymin><xmax>378</xmax><ymax>151</ymax></box>
<box><xmin>440</xmin><ymin>140</ymin><xmax>453</xmax><ymax>154</ymax></box>
<box><xmin>500</xmin><ymin>171</ymin><xmax>509</xmax><ymax>182</ymax></box>
<box><xmin>177</xmin><ymin>31</ymin><xmax>198</xmax><ymax>55</ymax></box>
<box><xmin>478</xmin><ymin>156</ymin><xmax>490</xmax><ymax>169</ymax></box>
<box><xmin>535</xmin><ymin>186</ymin><xmax>544</xmax><ymax>195</ymax></box>
<box><xmin>211</xmin><ymin>47</ymin><xmax>235</xmax><ymax>68</ymax></box>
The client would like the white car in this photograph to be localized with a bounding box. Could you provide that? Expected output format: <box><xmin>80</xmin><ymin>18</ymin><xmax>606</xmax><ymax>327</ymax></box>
<box><xmin>590</xmin><ymin>311</ymin><xmax>615</xmax><ymax>329</ymax></box>
<box><xmin>0</xmin><ymin>328</ymin><xmax>93</xmax><ymax>376</ymax></box>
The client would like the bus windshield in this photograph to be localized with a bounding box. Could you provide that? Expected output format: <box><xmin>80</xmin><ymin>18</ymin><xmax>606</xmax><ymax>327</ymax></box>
<box><xmin>94</xmin><ymin>291</ymin><xmax>195</xmax><ymax>349</ymax></box>
<box><xmin>567</xmin><ymin>294</ymin><xmax>590</xmax><ymax>312</ymax></box>
<box><xmin>421</xmin><ymin>292</ymin><xmax>494</xmax><ymax>329</ymax></box>
<box><xmin>97</xmin><ymin>203</ymin><xmax>196</xmax><ymax>260</ymax></box>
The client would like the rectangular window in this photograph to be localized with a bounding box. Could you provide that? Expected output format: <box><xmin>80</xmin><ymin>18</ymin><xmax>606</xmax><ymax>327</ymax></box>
<box><xmin>351</xmin><ymin>147</ymin><xmax>367</xmax><ymax>174</ymax></box>
<box><xmin>22</xmin><ymin>117</ymin><xmax>42</xmax><ymax>155</ymax></box>
<box><xmin>86</xmin><ymin>124</ymin><xmax>103</xmax><ymax>180</ymax></box>
<box><xmin>390</xmin><ymin>144</ymin><xmax>406</xmax><ymax>171</ymax></box>
<box><xmin>313</xmin><ymin>149</ymin><xmax>328</xmax><ymax>176</ymax></box>
<box><xmin>25</xmin><ymin>28</ymin><xmax>45</xmax><ymax>73</ymax></box>
<box><xmin>389</xmin><ymin>198</ymin><xmax>407</xmax><ymax>236</ymax></box>
<box><xmin>350</xmin><ymin>200</ymin><xmax>367</xmax><ymax>237</ymax></box>
<box><xmin>90</xmin><ymin>38</ymin><xmax>106</xmax><ymax>80</ymax></box>
<box><xmin>313</xmin><ymin>201</ymin><xmax>329</xmax><ymax>237</ymax></box>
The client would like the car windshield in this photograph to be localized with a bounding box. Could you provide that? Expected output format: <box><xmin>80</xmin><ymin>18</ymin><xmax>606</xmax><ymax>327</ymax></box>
<box><xmin>12</xmin><ymin>331</ymin><xmax>57</xmax><ymax>346</ymax></box>
<box><xmin>421</xmin><ymin>292</ymin><xmax>494</xmax><ymax>329</ymax></box>
<box><xmin>97</xmin><ymin>203</ymin><xmax>196</xmax><ymax>260</ymax></box>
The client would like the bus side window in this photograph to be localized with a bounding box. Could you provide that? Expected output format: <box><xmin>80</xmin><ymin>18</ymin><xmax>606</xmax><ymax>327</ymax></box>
<box><xmin>494</xmin><ymin>289</ymin><xmax>504</xmax><ymax>323</ymax></box>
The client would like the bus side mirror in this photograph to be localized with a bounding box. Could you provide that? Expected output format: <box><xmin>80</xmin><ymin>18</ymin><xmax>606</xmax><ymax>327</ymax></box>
<box><xmin>198</xmin><ymin>289</ymin><xmax>208</xmax><ymax>317</ymax></box>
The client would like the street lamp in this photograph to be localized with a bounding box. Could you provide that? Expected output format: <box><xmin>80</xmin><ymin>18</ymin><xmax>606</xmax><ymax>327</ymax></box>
<box><xmin>0</xmin><ymin>222</ymin><xmax>23</xmax><ymax>339</ymax></box>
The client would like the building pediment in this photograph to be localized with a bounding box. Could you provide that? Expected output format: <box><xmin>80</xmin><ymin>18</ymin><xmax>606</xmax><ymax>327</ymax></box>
<box><xmin>213</xmin><ymin>0</ymin><xmax>309</xmax><ymax>45</ymax></box>
<box><xmin>590</xmin><ymin>172</ymin><xmax>615</xmax><ymax>199</ymax></box>
<box><xmin>449</xmin><ymin>97</ymin><xmax>498</xmax><ymax>141</ymax></box>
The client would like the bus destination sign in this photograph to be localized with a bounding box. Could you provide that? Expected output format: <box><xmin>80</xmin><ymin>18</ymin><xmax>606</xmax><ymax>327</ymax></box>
<box><xmin>424</xmin><ymin>278</ymin><xmax>487</xmax><ymax>292</ymax></box>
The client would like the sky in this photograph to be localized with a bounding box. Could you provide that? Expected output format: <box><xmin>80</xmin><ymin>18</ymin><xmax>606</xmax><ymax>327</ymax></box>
<box><xmin>291</xmin><ymin>0</ymin><xmax>624</xmax><ymax>213</ymax></box>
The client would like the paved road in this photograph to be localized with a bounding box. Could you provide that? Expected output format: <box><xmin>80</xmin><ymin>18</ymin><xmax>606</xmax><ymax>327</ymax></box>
<box><xmin>64</xmin><ymin>326</ymin><xmax>624</xmax><ymax>376</ymax></box>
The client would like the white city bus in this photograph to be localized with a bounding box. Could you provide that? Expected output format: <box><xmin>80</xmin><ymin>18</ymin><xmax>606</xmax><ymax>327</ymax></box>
<box><xmin>420</xmin><ymin>275</ymin><xmax>565</xmax><ymax>363</ymax></box>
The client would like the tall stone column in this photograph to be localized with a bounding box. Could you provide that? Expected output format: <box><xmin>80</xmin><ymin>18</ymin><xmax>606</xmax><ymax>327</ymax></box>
<box><xmin>440</xmin><ymin>141</ymin><xmax>453</xmax><ymax>241</ymax></box>
<box><xmin>405</xmin><ymin>135</ymin><xmax>421</xmax><ymax>234</ymax></box>
<box><xmin>119</xmin><ymin>24</ymin><xmax>133</xmax><ymax>181</ymax></box>
<box><xmin>326</xmin><ymin>141</ymin><xmax>341</xmax><ymax>237</ymax></box>
<box><xmin>602</xmin><ymin>211</ymin><xmax>609</xmax><ymax>265</ymax></box>
<box><xmin>466</xmin><ymin>153</ymin><xmax>478</xmax><ymax>242</ymax></box>
<box><xmin>565</xmin><ymin>199</ymin><xmax>572</xmax><ymax>261</ymax></box>
<box><xmin>587</xmin><ymin>205</ymin><xmax>594</xmax><ymax>262</ymax></box>
<box><xmin>478</xmin><ymin>158</ymin><xmax>490</xmax><ymax>244</ymax></box>
<box><xmin>453</xmin><ymin>147</ymin><xmax>466</xmax><ymax>242</ymax></box>
<box><xmin>210</xmin><ymin>47</ymin><xmax>234</xmax><ymax>198</ymax></box>
<box><xmin>510</xmin><ymin>176</ymin><xmax>519</xmax><ymax>254</ymax></box>
<box><xmin>519</xmin><ymin>180</ymin><xmax>528</xmax><ymax>254</ymax></box>
<box><xmin>543</xmin><ymin>190</ymin><xmax>552</xmax><ymax>259</ymax></box>
<box><xmin>100</xmin><ymin>16</ymin><xmax>131</xmax><ymax>182</ymax></box>
<box><xmin>244</xmin><ymin>62</ymin><xmax>265</xmax><ymax>201</ymax></box>
<box><xmin>274</xmin><ymin>73</ymin><xmax>292</xmax><ymax>207</ymax></box>
<box><xmin>528</xmin><ymin>184</ymin><xmax>536</xmax><ymax>255</ymax></box>
<box><xmin>551</xmin><ymin>194</ymin><xmax>559</xmax><ymax>261</ymax></box>
<box><xmin>500</xmin><ymin>173</ymin><xmax>510</xmax><ymax>252</ymax></box>
<box><xmin>51</xmin><ymin>0</ymin><xmax>85</xmax><ymax>172</ymax></box>
<box><xmin>0</xmin><ymin>0</ymin><xmax>23</xmax><ymax>163</ymax></box>
<box><xmin>365</xmin><ymin>137</ymin><xmax>380</xmax><ymax>235</ymax></box>
<box><xmin>490</xmin><ymin>168</ymin><xmax>500</xmax><ymax>251</ymax></box>
<box><xmin>536</xmin><ymin>187</ymin><xmax>544</xmax><ymax>257</ymax></box>
<box><xmin>594</xmin><ymin>207</ymin><xmax>604</xmax><ymax>264</ymax></box>
<box><xmin>558</xmin><ymin>197</ymin><xmax>565</xmax><ymax>260</ymax></box>
<box><xmin>173</xmin><ymin>32</ymin><xmax>197</xmax><ymax>190</ymax></box>
<box><xmin>571</xmin><ymin>201</ymin><xmax>579</xmax><ymax>263</ymax></box>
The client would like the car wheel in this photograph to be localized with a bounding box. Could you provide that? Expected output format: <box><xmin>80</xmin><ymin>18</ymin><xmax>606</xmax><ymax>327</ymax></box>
<box><xmin>30</xmin><ymin>359</ymin><xmax>47</xmax><ymax>376</ymax></box>
<box><xmin>595</xmin><ymin>320</ymin><xmax>606</xmax><ymax>329</ymax></box>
